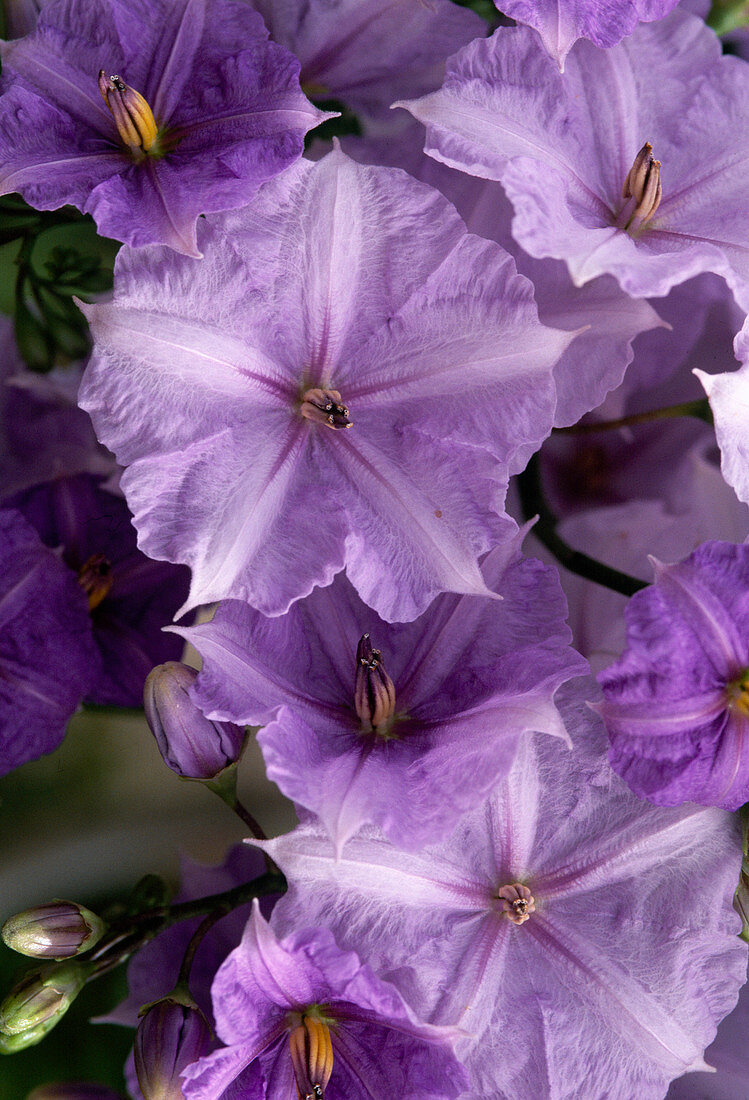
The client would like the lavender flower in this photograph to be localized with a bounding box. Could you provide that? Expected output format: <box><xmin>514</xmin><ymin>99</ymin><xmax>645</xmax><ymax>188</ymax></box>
<box><xmin>494</xmin><ymin>0</ymin><xmax>680</xmax><ymax>70</ymax></box>
<box><xmin>399</xmin><ymin>10</ymin><xmax>749</xmax><ymax>303</ymax></box>
<box><xmin>182</xmin><ymin>526</ymin><xmax>587</xmax><ymax>854</ymax></box>
<box><xmin>598</xmin><ymin>540</ymin><xmax>749</xmax><ymax>809</ymax></box>
<box><xmin>0</xmin><ymin>508</ymin><xmax>96</xmax><ymax>775</ymax></box>
<box><xmin>181</xmin><ymin>902</ymin><xmax>469</xmax><ymax>1100</ymax></box>
<box><xmin>696</xmin><ymin>314</ymin><xmax>749</xmax><ymax>507</ymax></box>
<box><xmin>261</xmin><ymin>688</ymin><xmax>747</xmax><ymax>1099</ymax></box>
<box><xmin>0</xmin><ymin>0</ymin><xmax>329</xmax><ymax>254</ymax></box>
<box><xmin>80</xmin><ymin>147</ymin><xmax>573</xmax><ymax>621</ymax></box>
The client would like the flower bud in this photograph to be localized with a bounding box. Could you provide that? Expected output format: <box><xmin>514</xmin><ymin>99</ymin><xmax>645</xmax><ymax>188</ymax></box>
<box><xmin>0</xmin><ymin>1014</ymin><xmax>57</xmax><ymax>1053</ymax></box>
<box><xmin>2</xmin><ymin>901</ymin><xmax>106</xmax><ymax>960</ymax></box>
<box><xmin>133</xmin><ymin>998</ymin><xmax>212</xmax><ymax>1100</ymax></box>
<box><xmin>27</xmin><ymin>1086</ymin><xmax>124</xmax><ymax>1100</ymax></box>
<box><xmin>0</xmin><ymin>961</ymin><xmax>87</xmax><ymax>1036</ymax></box>
<box><xmin>144</xmin><ymin>662</ymin><xmax>246</xmax><ymax>779</ymax></box>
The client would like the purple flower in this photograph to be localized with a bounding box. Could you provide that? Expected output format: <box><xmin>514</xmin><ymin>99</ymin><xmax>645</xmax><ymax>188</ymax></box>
<box><xmin>250</xmin><ymin>0</ymin><xmax>485</xmax><ymax>119</ymax></box>
<box><xmin>347</xmin><ymin>126</ymin><xmax>666</xmax><ymax>428</ymax></box>
<box><xmin>181</xmin><ymin>901</ymin><xmax>469</xmax><ymax>1100</ymax></box>
<box><xmin>0</xmin><ymin>316</ymin><xmax>112</xmax><ymax>499</ymax></box>
<box><xmin>0</xmin><ymin>508</ymin><xmax>96</xmax><ymax>775</ymax></box>
<box><xmin>0</xmin><ymin>0</ymin><xmax>329</xmax><ymax>254</ymax></box>
<box><xmin>696</xmin><ymin>314</ymin><xmax>749</xmax><ymax>507</ymax></box>
<box><xmin>597</xmin><ymin>540</ymin><xmax>749</xmax><ymax>809</ymax></box>
<box><xmin>182</xmin><ymin>526</ymin><xmax>587</xmax><ymax>854</ymax></box>
<box><xmin>261</xmin><ymin>689</ymin><xmax>747</xmax><ymax>1099</ymax></box>
<box><xmin>6</xmin><ymin>472</ymin><xmax>190</xmax><ymax>706</ymax></box>
<box><xmin>399</xmin><ymin>10</ymin><xmax>749</xmax><ymax>303</ymax></box>
<box><xmin>494</xmin><ymin>0</ymin><xmax>680</xmax><ymax>70</ymax></box>
<box><xmin>80</xmin><ymin>147</ymin><xmax>573</xmax><ymax>621</ymax></box>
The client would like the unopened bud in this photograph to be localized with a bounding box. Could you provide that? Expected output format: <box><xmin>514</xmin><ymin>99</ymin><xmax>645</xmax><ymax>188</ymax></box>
<box><xmin>0</xmin><ymin>1014</ymin><xmax>57</xmax><ymax>1053</ymax></box>
<box><xmin>354</xmin><ymin>634</ymin><xmax>396</xmax><ymax>735</ymax></box>
<box><xmin>27</xmin><ymin>1085</ymin><xmax>125</xmax><ymax>1099</ymax></box>
<box><xmin>2</xmin><ymin>901</ymin><xmax>106</xmax><ymax>960</ymax></box>
<box><xmin>0</xmin><ymin>960</ymin><xmax>87</xmax><ymax>1036</ymax></box>
<box><xmin>144</xmin><ymin>662</ymin><xmax>246</xmax><ymax>779</ymax></box>
<box><xmin>98</xmin><ymin>71</ymin><xmax>158</xmax><ymax>154</ymax></box>
<box><xmin>134</xmin><ymin>998</ymin><xmax>212</xmax><ymax>1100</ymax></box>
<box><xmin>288</xmin><ymin>1012</ymin><xmax>334</xmax><ymax>1099</ymax></box>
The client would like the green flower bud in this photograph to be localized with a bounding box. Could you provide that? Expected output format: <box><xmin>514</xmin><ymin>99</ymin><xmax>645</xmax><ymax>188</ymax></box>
<box><xmin>2</xmin><ymin>901</ymin><xmax>106</xmax><ymax>960</ymax></box>
<box><xmin>0</xmin><ymin>960</ymin><xmax>88</xmax><ymax>1036</ymax></box>
<box><xmin>0</xmin><ymin>1014</ymin><xmax>57</xmax><ymax>1053</ymax></box>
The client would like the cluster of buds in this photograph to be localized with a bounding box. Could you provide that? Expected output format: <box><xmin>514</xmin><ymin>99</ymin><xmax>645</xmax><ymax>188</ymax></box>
<box><xmin>0</xmin><ymin>900</ymin><xmax>107</xmax><ymax>1050</ymax></box>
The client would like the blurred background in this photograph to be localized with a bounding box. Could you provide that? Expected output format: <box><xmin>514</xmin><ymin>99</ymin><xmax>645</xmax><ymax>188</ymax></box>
<box><xmin>0</xmin><ymin>707</ymin><xmax>294</xmax><ymax>1097</ymax></box>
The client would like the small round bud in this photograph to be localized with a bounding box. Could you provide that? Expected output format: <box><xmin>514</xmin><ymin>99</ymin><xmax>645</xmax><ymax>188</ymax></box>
<box><xmin>0</xmin><ymin>960</ymin><xmax>87</xmax><ymax>1036</ymax></box>
<box><xmin>2</xmin><ymin>901</ymin><xmax>106</xmax><ymax>960</ymax></box>
<box><xmin>134</xmin><ymin>998</ymin><xmax>212</xmax><ymax>1100</ymax></box>
<box><xmin>144</xmin><ymin>662</ymin><xmax>246</xmax><ymax>779</ymax></box>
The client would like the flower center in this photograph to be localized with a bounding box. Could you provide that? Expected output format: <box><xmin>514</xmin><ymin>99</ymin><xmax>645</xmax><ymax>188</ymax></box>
<box><xmin>495</xmin><ymin>883</ymin><xmax>535</xmax><ymax>926</ymax></box>
<box><xmin>354</xmin><ymin>633</ymin><xmax>396</xmax><ymax>736</ymax></box>
<box><xmin>98</xmin><ymin>71</ymin><xmax>159</xmax><ymax>155</ymax></box>
<box><xmin>619</xmin><ymin>142</ymin><xmax>662</xmax><ymax>235</ymax></box>
<box><xmin>77</xmin><ymin>553</ymin><xmax>113</xmax><ymax>611</ymax></box>
<box><xmin>727</xmin><ymin>668</ymin><xmax>749</xmax><ymax>719</ymax></box>
<box><xmin>300</xmin><ymin>387</ymin><xmax>352</xmax><ymax>430</ymax></box>
<box><xmin>287</xmin><ymin>1009</ymin><xmax>334</xmax><ymax>1100</ymax></box>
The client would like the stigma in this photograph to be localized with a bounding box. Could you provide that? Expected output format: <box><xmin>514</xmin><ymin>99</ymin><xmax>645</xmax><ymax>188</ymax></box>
<box><xmin>496</xmin><ymin>883</ymin><xmax>535</xmax><ymax>926</ymax></box>
<box><xmin>354</xmin><ymin>633</ymin><xmax>396</xmax><ymax>735</ymax></box>
<box><xmin>300</xmin><ymin>388</ymin><xmax>352</xmax><ymax>429</ymax></box>
<box><xmin>288</xmin><ymin>1012</ymin><xmax>334</xmax><ymax>1100</ymax></box>
<box><xmin>620</xmin><ymin>142</ymin><xmax>662</xmax><ymax>233</ymax></box>
<box><xmin>77</xmin><ymin>553</ymin><xmax>113</xmax><ymax>611</ymax></box>
<box><xmin>98</xmin><ymin>71</ymin><xmax>158</xmax><ymax>154</ymax></box>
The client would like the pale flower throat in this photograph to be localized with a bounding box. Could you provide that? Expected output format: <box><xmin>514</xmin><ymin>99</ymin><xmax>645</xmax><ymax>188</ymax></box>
<box><xmin>620</xmin><ymin>142</ymin><xmax>662</xmax><ymax>234</ymax></box>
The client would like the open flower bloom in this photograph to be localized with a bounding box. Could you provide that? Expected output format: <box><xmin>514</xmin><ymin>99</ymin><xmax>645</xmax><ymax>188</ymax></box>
<box><xmin>347</xmin><ymin>129</ymin><xmax>666</xmax><ymax>428</ymax></box>
<box><xmin>182</xmin><ymin>902</ymin><xmax>469</xmax><ymax>1100</ymax></box>
<box><xmin>261</xmin><ymin>690</ymin><xmax>747</xmax><ymax>1098</ymax></box>
<box><xmin>180</xmin><ymin>524</ymin><xmax>588</xmax><ymax>854</ymax></box>
<box><xmin>0</xmin><ymin>0</ymin><xmax>329</xmax><ymax>254</ymax></box>
<box><xmin>0</xmin><ymin>508</ymin><xmax>97</xmax><ymax>774</ymax></box>
<box><xmin>249</xmin><ymin>0</ymin><xmax>485</xmax><ymax>119</ymax></box>
<box><xmin>80</xmin><ymin>147</ymin><xmax>573</xmax><ymax>621</ymax></box>
<box><xmin>399</xmin><ymin>10</ymin><xmax>749</xmax><ymax>304</ymax></box>
<box><xmin>6</xmin><ymin>472</ymin><xmax>190</xmax><ymax>706</ymax></box>
<box><xmin>598</xmin><ymin>540</ymin><xmax>749</xmax><ymax>809</ymax></box>
<box><xmin>493</xmin><ymin>0</ymin><xmax>680</xmax><ymax>71</ymax></box>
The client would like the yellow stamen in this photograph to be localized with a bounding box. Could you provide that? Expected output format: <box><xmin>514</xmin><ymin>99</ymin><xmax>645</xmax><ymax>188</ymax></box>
<box><xmin>288</xmin><ymin>1012</ymin><xmax>334</xmax><ymax>1099</ymax></box>
<box><xmin>77</xmin><ymin>553</ymin><xmax>113</xmax><ymax>611</ymax></box>
<box><xmin>98</xmin><ymin>71</ymin><xmax>158</xmax><ymax>154</ymax></box>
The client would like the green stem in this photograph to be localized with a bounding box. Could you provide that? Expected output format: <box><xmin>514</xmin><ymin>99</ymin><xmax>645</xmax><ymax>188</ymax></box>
<box><xmin>516</xmin><ymin>453</ymin><xmax>648</xmax><ymax>598</ymax></box>
<box><xmin>554</xmin><ymin>398</ymin><xmax>712</xmax><ymax>436</ymax></box>
<box><xmin>89</xmin><ymin>872</ymin><xmax>285</xmax><ymax>979</ymax></box>
<box><xmin>708</xmin><ymin>0</ymin><xmax>749</xmax><ymax>35</ymax></box>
